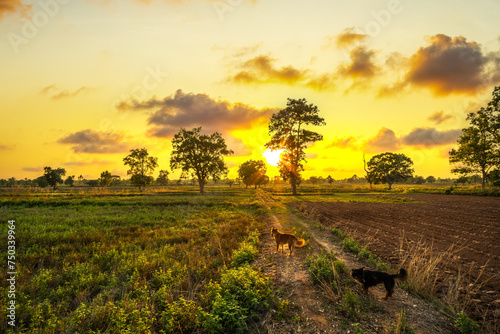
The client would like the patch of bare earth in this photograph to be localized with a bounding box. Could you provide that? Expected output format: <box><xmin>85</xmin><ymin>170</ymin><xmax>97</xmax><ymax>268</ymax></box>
<box><xmin>289</xmin><ymin>193</ymin><xmax>500</xmax><ymax>332</ymax></box>
<box><xmin>255</xmin><ymin>191</ymin><xmax>456</xmax><ymax>333</ymax></box>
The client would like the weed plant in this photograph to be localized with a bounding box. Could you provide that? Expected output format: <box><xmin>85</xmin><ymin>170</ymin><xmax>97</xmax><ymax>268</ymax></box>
<box><xmin>390</xmin><ymin>310</ymin><xmax>415</xmax><ymax>334</ymax></box>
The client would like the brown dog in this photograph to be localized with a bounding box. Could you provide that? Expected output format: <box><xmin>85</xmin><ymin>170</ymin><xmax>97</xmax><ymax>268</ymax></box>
<box><xmin>271</xmin><ymin>227</ymin><xmax>305</xmax><ymax>256</ymax></box>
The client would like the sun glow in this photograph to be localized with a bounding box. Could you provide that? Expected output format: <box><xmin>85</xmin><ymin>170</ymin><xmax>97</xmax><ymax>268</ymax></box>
<box><xmin>263</xmin><ymin>149</ymin><xmax>284</xmax><ymax>166</ymax></box>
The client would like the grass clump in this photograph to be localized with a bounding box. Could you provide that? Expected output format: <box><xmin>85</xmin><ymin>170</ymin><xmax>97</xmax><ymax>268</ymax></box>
<box><xmin>390</xmin><ymin>310</ymin><xmax>415</xmax><ymax>334</ymax></box>
<box><xmin>454</xmin><ymin>311</ymin><xmax>479</xmax><ymax>334</ymax></box>
<box><xmin>341</xmin><ymin>288</ymin><xmax>362</xmax><ymax>319</ymax></box>
<box><xmin>230</xmin><ymin>230</ymin><xmax>260</xmax><ymax>268</ymax></box>
<box><xmin>331</xmin><ymin>227</ymin><xmax>347</xmax><ymax>239</ymax></box>
<box><xmin>342</xmin><ymin>236</ymin><xmax>361</xmax><ymax>253</ymax></box>
<box><xmin>159</xmin><ymin>297</ymin><xmax>207</xmax><ymax>333</ymax></box>
<box><xmin>306</xmin><ymin>251</ymin><xmax>347</xmax><ymax>285</ymax></box>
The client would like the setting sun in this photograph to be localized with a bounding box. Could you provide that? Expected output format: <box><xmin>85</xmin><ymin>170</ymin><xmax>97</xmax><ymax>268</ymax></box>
<box><xmin>263</xmin><ymin>149</ymin><xmax>284</xmax><ymax>166</ymax></box>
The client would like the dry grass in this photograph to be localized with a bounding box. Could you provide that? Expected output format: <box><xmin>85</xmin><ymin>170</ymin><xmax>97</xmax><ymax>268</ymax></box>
<box><xmin>398</xmin><ymin>236</ymin><xmax>463</xmax><ymax>299</ymax></box>
<box><xmin>398</xmin><ymin>234</ymin><xmax>498</xmax><ymax>332</ymax></box>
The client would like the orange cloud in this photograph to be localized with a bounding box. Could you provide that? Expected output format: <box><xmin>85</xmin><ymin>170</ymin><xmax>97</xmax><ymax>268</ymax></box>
<box><xmin>0</xmin><ymin>0</ymin><xmax>31</xmax><ymax>19</ymax></box>
<box><xmin>40</xmin><ymin>85</ymin><xmax>92</xmax><ymax>100</ymax></box>
<box><xmin>363</xmin><ymin>127</ymin><xmax>401</xmax><ymax>153</ymax></box>
<box><xmin>401</xmin><ymin>127</ymin><xmax>462</xmax><ymax>147</ymax></box>
<box><xmin>334</xmin><ymin>28</ymin><xmax>368</xmax><ymax>48</ymax></box>
<box><xmin>326</xmin><ymin>136</ymin><xmax>358</xmax><ymax>150</ymax></box>
<box><xmin>338</xmin><ymin>45</ymin><xmax>379</xmax><ymax>79</ymax></box>
<box><xmin>363</xmin><ymin>126</ymin><xmax>462</xmax><ymax>153</ymax></box>
<box><xmin>58</xmin><ymin>129</ymin><xmax>131</xmax><ymax>154</ymax></box>
<box><xmin>120</xmin><ymin>89</ymin><xmax>277</xmax><ymax>138</ymax></box>
<box><xmin>228</xmin><ymin>54</ymin><xmax>337</xmax><ymax>91</ymax></box>
<box><xmin>332</xmin><ymin>29</ymin><xmax>381</xmax><ymax>92</ymax></box>
<box><xmin>305</xmin><ymin>73</ymin><xmax>336</xmax><ymax>91</ymax></box>
<box><xmin>229</xmin><ymin>55</ymin><xmax>308</xmax><ymax>85</ymax></box>
<box><xmin>382</xmin><ymin>34</ymin><xmax>499</xmax><ymax>96</ymax></box>
<box><xmin>427</xmin><ymin>111</ymin><xmax>456</xmax><ymax>125</ymax></box>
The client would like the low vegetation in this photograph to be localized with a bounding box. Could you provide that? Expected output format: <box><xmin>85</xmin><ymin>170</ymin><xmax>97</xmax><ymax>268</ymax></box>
<box><xmin>0</xmin><ymin>188</ymin><xmax>285</xmax><ymax>333</ymax></box>
<box><xmin>1</xmin><ymin>184</ymin><xmax>496</xmax><ymax>333</ymax></box>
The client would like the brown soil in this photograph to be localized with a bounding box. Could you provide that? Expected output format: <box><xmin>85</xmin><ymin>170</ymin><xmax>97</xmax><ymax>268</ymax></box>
<box><xmin>255</xmin><ymin>191</ymin><xmax>457</xmax><ymax>333</ymax></box>
<box><xmin>289</xmin><ymin>193</ymin><xmax>500</xmax><ymax>330</ymax></box>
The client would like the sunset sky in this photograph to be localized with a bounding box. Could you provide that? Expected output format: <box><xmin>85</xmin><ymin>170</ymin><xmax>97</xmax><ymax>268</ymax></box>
<box><xmin>1</xmin><ymin>0</ymin><xmax>499</xmax><ymax>181</ymax></box>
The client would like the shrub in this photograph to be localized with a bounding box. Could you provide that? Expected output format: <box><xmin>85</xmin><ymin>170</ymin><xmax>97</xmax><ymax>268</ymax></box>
<box><xmin>333</xmin><ymin>259</ymin><xmax>348</xmax><ymax>274</ymax></box>
<box><xmin>342</xmin><ymin>236</ymin><xmax>361</xmax><ymax>253</ymax></box>
<box><xmin>204</xmin><ymin>265</ymin><xmax>272</xmax><ymax>333</ymax></box>
<box><xmin>159</xmin><ymin>297</ymin><xmax>206</xmax><ymax>333</ymax></box>
<box><xmin>341</xmin><ymin>288</ymin><xmax>361</xmax><ymax>319</ymax></box>
<box><xmin>331</xmin><ymin>227</ymin><xmax>347</xmax><ymax>239</ymax></box>
<box><xmin>454</xmin><ymin>311</ymin><xmax>479</xmax><ymax>334</ymax></box>
<box><xmin>306</xmin><ymin>251</ymin><xmax>337</xmax><ymax>284</ymax></box>
<box><xmin>358</xmin><ymin>246</ymin><xmax>371</xmax><ymax>261</ymax></box>
<box><xmin>231</xmin><ymin>241</ymin><xmax>258</xmax><ymax>268</ymax></box>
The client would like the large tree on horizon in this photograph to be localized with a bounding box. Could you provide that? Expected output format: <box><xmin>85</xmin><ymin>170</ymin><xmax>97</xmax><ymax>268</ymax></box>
<box><xmin>266</xmin><ymin>98</ymin><xmax>326</xmax><ymax>195</ymax></box>
<box><xmin>449</xmin><ymin>86</ymin><xmax>500</xmax><ymax>190</ymax></box>
<box><xmin>366</xmin><ymin>152</ymin><xmax>414</xmax><ymax>190</ymax></box>
<box><xmin>43</xmin><ymin>166</ymin><xmax>66</xmax><ymax>190</ymax></box>
<box><xmin>123</xmin><ymin>148</ymin><xmax>158</xmax><ymax>191</ymax></box>
<box><xmin>170</xmin><ymin>127</ymin><xmax>233</xmax><ymax>193</ymax></box>
<box><xmin>238</xmin><ymin>159</ymin><xmax>267</xmax><ymax>189</ymax></box>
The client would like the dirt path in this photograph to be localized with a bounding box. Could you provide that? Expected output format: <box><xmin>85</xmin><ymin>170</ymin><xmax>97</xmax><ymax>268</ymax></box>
<box><xmin>255</xmin><ymin>191</ymin><xmax>331</xmax><ymax>333</ymax></box>
<box><xmin>255</xmin><ymin>190</ymin><xmax>456</xmax><ymax>333</ymax></box>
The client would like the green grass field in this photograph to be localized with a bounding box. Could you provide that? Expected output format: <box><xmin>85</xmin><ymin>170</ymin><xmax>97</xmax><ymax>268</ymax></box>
<box><xmin>0</xmin><ymin>187</ymin><xmax>276</xmax><ymax>333</ymax></box>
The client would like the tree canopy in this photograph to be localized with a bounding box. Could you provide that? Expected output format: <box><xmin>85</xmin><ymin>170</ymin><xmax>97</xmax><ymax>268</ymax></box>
<box><xmin>366</xmin><ymin>152</ymin><xmax>414</xmax><ymax>190</ymax></box>
<box><xmin>123</xmin><ymin>148</ymin><xmax>158</xmax><ymax>191</ymax></box>
<box><xmin>449</xmin><ymin>86</ymin><xmax>500</xmax><ymax>190</ymax></box>
<box><xmin>266</xmin><ymin>98</ymin><xmax>326</xmax><ymax>195</ymax></box>
<box><xmin>43</xmin><ymin>166</ymin><xmax>66</xmax><ymax>190</ymax></box>
<box><xmin>238</xmin><ymin>160</ymin><xmax>267</xmax><ymax>189</ymax></box>
<box><xmin>156</xmin><ymin>170</ymin><xmax>169</xmax><ymax>186</ymax></box>
<box><xmin>170</xmin><ymin>127</ymin><xmax>233</xmax><ymax>193</ymax></box>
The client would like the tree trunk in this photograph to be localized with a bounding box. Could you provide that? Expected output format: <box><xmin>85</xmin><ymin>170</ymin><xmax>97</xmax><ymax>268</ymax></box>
<box><xmin>388</xmin><ymin>182</ymin><xmax>392</xmax><ymax>190</ymax></box>
<box><xmin>198</xmin><ymin>178</ymin><xmax>205</xmax><ymax>193</ymax></box>
<box><xmin>482</xmin><ymin>169</ymin><xmax>486</xmax><ymax>191</ymax></box>
<box><xmin>291</xmin><ymin>175</ymin><xmax>297</xmax><ymax>195</ymax></box>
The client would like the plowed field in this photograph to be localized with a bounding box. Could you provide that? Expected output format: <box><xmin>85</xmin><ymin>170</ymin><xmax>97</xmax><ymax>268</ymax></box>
<box><xmin>290</xmin><ymin>194</ymin><xmax>500</xmax><ymax>321</ymax></box>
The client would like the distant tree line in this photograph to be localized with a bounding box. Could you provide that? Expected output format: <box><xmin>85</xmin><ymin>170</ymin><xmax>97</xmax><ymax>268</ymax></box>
<box><xmin>2</xmin><ymin>89</ymin><xmax>499</xmax><ymax>193</ymax></box>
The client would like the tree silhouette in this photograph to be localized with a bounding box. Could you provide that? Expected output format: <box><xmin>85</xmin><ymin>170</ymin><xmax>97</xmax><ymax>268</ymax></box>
<box><xmin>100</xmin><ymin>171</ymin><xmax>113</xmax><ymax>187</ymax></box>
<box><xmin>43</xmin><ymin>166</ymin><xmax>66</xmax><ymax>190</ymax></box>
<box><xmin>170</xmin><ymin>127</ymin><xmax>233</xmax><ymax>193</ymax></box>
<box><xmin>363</xmin><ymin>153</ymin><xmax>375</xmax><ymax>189</ymax></box>
<box><xmin>156</xmin><ymin>170</ymin><xmax>169</xmax><ymax>186</ymax></box>
<box><xmin>449</xmin><ymin>87</ymin><xmax>500</xmax><ymax>190</ymax></box>
<box><xmin>123</xmin><ymin>148</ymin><xmax>158</xmax><ymax>191</ymax></box>
<box><xmin>64</xmin><ymin>175</ymin><xmax>75</xmax><ymax>187</ymax></box>
<box><xmin>425</xmin><ymin>176</ymin><xmax>436</xmax><ymax>184</ymax></box>
<box><xmin>366</xmin><ymin>153</ymin><xmax>414</xmax><ymax>190</ymax></box>
<box><xmin>266</xmin><ymin>98</ymin><xmax>326</xmax><ymax>195</ymax></box>
<box><xmin>238</xmin><ymin>160</ymin><xmax>267</xmax><ymax>189</ymax></box>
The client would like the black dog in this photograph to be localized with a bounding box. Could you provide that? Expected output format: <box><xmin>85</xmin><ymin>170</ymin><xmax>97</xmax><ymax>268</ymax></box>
<box><xmin>351</xmin><ymin>267</ymin><xmax>408</xmax><ymax>299</ymax></box>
